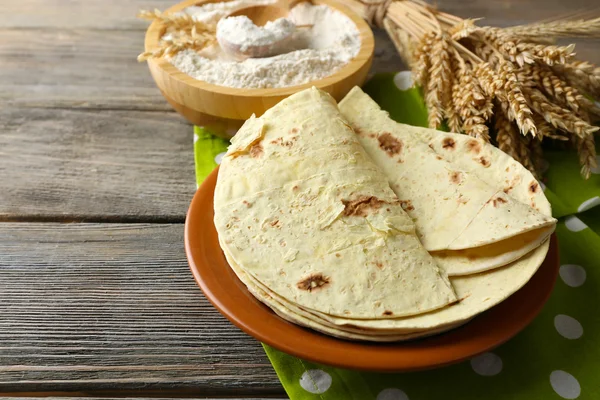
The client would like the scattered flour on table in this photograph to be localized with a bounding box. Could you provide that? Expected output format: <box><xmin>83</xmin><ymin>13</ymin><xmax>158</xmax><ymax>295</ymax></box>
<box><xmin>168</xmin><ymin>2</ymin><xmax>361</xmax><ymax>89</ymax></box>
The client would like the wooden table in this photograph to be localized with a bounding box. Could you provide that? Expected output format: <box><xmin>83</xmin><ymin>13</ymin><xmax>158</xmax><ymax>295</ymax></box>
<box><xmin>1</xmin><ymin>0</ymin><xmax>597</xmax><ymax>398</ymax></box>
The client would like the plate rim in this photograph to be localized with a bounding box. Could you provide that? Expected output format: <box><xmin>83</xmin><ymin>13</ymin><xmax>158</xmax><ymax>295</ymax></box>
<box><xmin>185</xmin><ymin>167</ymin><xmax>559</xmax><ymax>372</ymax></box>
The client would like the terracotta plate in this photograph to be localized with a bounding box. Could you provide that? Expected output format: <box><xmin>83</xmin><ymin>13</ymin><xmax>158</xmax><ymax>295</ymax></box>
<box><xmin>185</xmin><ymin>168</ymin><xmax>559</xmax><ymax>372</ymax></box>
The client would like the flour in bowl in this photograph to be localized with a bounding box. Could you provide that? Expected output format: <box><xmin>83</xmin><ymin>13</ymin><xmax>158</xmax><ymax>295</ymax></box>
<box><xmin>168</xmin><ymin>2</ymin><xmax>361</xmax><ymax>89</ymax></box>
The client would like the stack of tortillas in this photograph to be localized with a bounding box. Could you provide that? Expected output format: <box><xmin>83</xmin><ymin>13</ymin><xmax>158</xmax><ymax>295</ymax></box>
<box><xmin>213</xmin><ymin>87</ymin><xmax>557</xmax><ymax>341</ymax></box>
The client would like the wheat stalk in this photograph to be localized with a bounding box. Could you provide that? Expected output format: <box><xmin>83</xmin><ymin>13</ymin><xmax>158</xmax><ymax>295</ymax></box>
<box><xmin>525</xmin><ymin>88</ymin><xmax>599</xmax><ymax>137</ymax></box>
<box><xmin>506</xmin><ymin>17</ymin><xmax>600</xmax><ymax>38</ymax></box>
<box><xmin>137</xmin><ymin>9</ymin><xmax>215</xmax><ymax>61</ymax></box>
<box><xmin>426</xmin><ymin>33</ymin><xmax>452</xmax><ymax>129</ymax></box>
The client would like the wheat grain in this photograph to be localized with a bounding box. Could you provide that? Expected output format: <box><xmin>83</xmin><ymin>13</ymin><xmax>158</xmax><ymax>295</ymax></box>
<box><xmin>137</xmin><ymin>8</ymin><xmax>215</xmax><ymax>61</ymax></box>
<box><xmin>525</xmin><ymin>88</ymin><xmax>599</xmax><ymax>137</ymax></box>
<box><xmin>426</xmin><ymin>33</ymin><xmax>452</xmax><ymax>129</ymax></box>
<box><xmin>532</xmin><ymin>113</ymin><xmax>569</xmax><ymax>141</ymax></box>
<box><xmin>495</xmin><ymin>61</ymin><xmax>537</xmax><ymax>135</ymax></box>
<box><xmin>506</xmin><ymin>18</ymin><xmax>600</xmax><ymax>38</ymax></box>
<box><xmin>553</xmin><ymin>60</ymin><xmax>600</xmax><ymax>96</ymax></box>
<box><xmin>574</xmin><ymin>134</ymin><xmax>598</xmax><ymax>179</ymax></box>
<box><xmin>412</xmin><ymin>32</ymin><xmax>436</xmax><ymax>86</ymax></box>
<box><xmin>494</xmin><ymin>104</ymin><xmax>521</xmax><ymax>159</ymax></box>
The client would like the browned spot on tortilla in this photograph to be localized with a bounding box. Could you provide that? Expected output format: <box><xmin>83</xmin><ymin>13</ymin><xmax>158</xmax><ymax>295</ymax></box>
<box><xmin>269</xmin><ymin>219</ymin><xmax>281</xmax><ymax>228</ymax></box>
<box><xmin>459</xmin><ymin>293</ymin><xmax>472</xmax><ymax>302</ymax></box>
<box><xmin>505</xmin><ymin>166</ymin><xmax>510</xmax><ymax>172</ymax></box>
<box><xmin>342</xmin><ymin>196</ymin><xmax>387</xmax><ymax>217</ymax></box>
<box><xmin>399</xmin><ymin>200</ymin><xmax>414</xmax><ymax>211</ymax></box>
<box><xmin>291</xmin><ymin>128</ymin><xmax>298</xmax><ymax>134</ymax></box>
<box><xmin>442</xmin><ymin>137</ymin><xmax>456</xmax><ymax>149</ymax></box>
<box><xmin>249</xmin><ymin>143</ymin><xmax>263</xmax><ymax>158</ymax></box>
<box><xmin>478</xmin><ymin>156</ymin><xmax>491</xmax><ymax>167</ymax></box>
<box><xmin>436</xmin><ymin>155</ymin><xmax>443</xmax><ymax>160</ymax></box>
<box><xmin>374</xmin><ymin>261</ymin><xmax>384</xmax><ymax>269</ymax></box>
<box><xmin>449</xmin><ymin>171</ymin><xmax>462</xmax><ymax>184</ymax></box>
<box><xmin>491</xmin><ymin>197</ymin><xmax>508</xmax><ymax>207</ymax></box>
<box><xmin>383</xmin><ymin>310</ymin><xmax>393</xmax><ymax>316</ymax></box>
<box><xmin>386</xmin><ymin>208</ymin><xmax>391</xmax><ymax>212</ymax></box>
<box><xmin>529</xmin><ymin>180</ymin><xmax>539</xmax><ymax>193</ymax></box>
<box><xmin>242</xmin><ymin>200</ymin><xmax>252</xmax><ymax>208</ymax></box>
<box><xmin>467</xmin><ymin>139</ymin><xmax>481</xmax><ymax>154</ymax></box>
<box><xmin>503</xmin><ymin>186</ymin><xmax>513</xmax><ymax>194</ymax></box>
<box><xmin>457</xmin><ymin>194</ymin><xmax>469</xmax><ymax>205</ymax></box>
<box><xmin>335</xmin><ymin>253</ymin><xmax>341</xmax><ymax>258</ymax></box>
<box><xmin>368</xmin><ymin>133</ymin><xmax>376</xmax><ymax>138</ymax></box>
<box><xmin>292</xmin><ymin>185</ymin><xmax>299</xmax><ymax>191</ymax></box>
<box><xmin>428</xmin><ymin>143</ymin><xmax>435</xmax><ymax>150</ymax></box>
<box><xmin>378</xmin><ymin>133</ymin><xmax>403</xmax><ymax>156</ymax></box>
<box><xmin>297</xmin><ymin>274</ymin><xmax>330</xmax><ymax>292</ymax></box>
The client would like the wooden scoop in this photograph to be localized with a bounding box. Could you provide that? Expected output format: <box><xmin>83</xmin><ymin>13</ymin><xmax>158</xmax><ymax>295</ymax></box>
<box><xmin>228</xmin><ymin>1</ymin><xmax>291</xmax><ymax>27</ymax></box>
<box><xmin>218</xmin><ymin>0</ymin><xmax>307</xmax><ymax>58</ymax></box>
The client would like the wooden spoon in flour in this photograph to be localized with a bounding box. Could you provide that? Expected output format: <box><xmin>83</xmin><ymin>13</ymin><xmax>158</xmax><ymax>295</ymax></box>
<box><xmin>217</xmin><ymin>0</ymin><xmax>310</xmax><ymax>58</ymax></box>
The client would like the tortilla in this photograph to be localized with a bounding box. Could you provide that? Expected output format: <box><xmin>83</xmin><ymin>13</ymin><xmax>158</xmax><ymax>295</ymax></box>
<box><xmin>222</xmin><ymin>244</ymin><xmax>465</xmax><ymax>341</ymax></box>
<box><xmin>338</xmin><ymin>87</ymin><xmax>556</xmax><ymax>275</ymax></box>
<box><xmin>214</xmin><ymin>87</ymin><xmax>457</xmax><ymax>320</ymax></box>
<box><xmin>238</xmin><ymin>238</ymin><xmax>550</xmax><ymax>332</ymax></box>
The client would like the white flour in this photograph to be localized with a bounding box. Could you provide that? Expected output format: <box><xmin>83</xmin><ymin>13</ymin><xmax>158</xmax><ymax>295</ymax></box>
<box><xmin>217</xmin><ymin>16</ymin><xmax>295</xmax><ymax>52</ymax></box>
<box><xmin>169</xmin><ymin>2</ymin><xmax>361</xmax><ymax>89</ymax></box>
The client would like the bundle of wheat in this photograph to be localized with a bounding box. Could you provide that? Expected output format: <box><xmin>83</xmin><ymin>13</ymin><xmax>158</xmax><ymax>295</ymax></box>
<box><xmin>346</xmin><ymin>0</ymin><xmax>600</xmax><ymax>178</ymax></box>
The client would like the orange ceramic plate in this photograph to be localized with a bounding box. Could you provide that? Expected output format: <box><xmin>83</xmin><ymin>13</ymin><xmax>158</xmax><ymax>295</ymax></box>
<box><xmin>185</xmin><ymin>168</ymin><xmax>559</xmax><ymax>372</ymax></box>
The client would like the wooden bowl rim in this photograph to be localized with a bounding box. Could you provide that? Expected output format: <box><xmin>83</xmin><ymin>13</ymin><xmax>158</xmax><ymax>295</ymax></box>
<box><xmin>144</xmin><ymin>0</ymin><xmax>375</xmax><ymax>98</ymax></box>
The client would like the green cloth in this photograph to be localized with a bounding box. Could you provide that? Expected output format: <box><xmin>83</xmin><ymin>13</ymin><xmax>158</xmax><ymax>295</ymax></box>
<box><xmin>194</xmin><ymin>72</ymin><xmax>599</xmax><ymax>400</ymax></box>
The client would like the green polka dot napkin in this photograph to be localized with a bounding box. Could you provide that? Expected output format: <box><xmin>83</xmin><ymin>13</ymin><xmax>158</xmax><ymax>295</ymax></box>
<box><xmin>193</xmin><ymin>72</ymin><xmax>600</xmax><ymax>400</ymax></box>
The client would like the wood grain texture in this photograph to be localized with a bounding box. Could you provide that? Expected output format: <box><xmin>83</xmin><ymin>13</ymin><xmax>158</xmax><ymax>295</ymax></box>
<box><xmin>0</xmin><ymin>107</ymin><xmax>195</xmax><ymax>220</ymax></box>
<box><xmin>0</xmin><ymin>223</ymin><xmax>283</xmax><ymax>396</ymax></box>
<box><xmin>0</xmin><ymin>0</ymin><xmax>596</xmax><ymax>29</ymax></box>
<box><xmin>0</xmin><ymin>28</ymin><xmax>171</xmax><ymax>111</ymax></box>
<box><xmin>0</xmin><ymin>27</ymin><xmax>398</xmax><ymax>112</ymax></box>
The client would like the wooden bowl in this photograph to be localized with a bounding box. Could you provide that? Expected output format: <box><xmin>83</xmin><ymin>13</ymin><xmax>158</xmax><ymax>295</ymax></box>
<box><xmin>144</xmin><ymin>0</ymin><xmax>374</xmax><ymax>137</ymax></box>
<box><xmin>184</xmin><ymin>168</ymin><xmax>560</xmax><ymax>372</ymax></box>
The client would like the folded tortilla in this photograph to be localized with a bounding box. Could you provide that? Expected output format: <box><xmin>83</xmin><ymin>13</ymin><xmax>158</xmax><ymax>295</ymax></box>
<box><xmin>233</xmin><ymin>237</ymin><xmax>549</xmax><ymax>332</ymax></box>
<box><xmin>338</xmin><ymin>87</ymin><xmax>556</xmax><ymax>275</ymax></box>
<box><xmin>214</xmin><ymin>87</ymin><xmax>457</xmax><ymax>320</ymax></box>
<box><xmin>222</xmin><ymin>245</ymin><xmax>465</xmax><ymax>341</ymax></box>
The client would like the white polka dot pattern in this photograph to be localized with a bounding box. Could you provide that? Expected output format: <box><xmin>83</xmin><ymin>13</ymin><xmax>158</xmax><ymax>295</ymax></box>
<box><xmin>470</xmin><ymin>352</ymin><xmax>503</xmax><ymax>376</ymax></box>
<box><xmin>299</xmin><ymin>369</ymin><xmax>332</xmax><ymax>394</ymax></box>
<box><xmin>577</xmin><ymin>196</ymin><xmax>600</xmax><ymax>213</ymax></box>
<box><xmin>565</xmin><ymin>216</ymin><xmax>587</xmax><ymax>232</ymax></box>
<box><xmin>559</xmin><ymin>264</ymin><xmax>587</xmax><ymax>287</ymax></box>
<box><xmin>214</xmin><ymin>152</ymin><xmax>226</xmax><ymax>165</ymax></box>
<box><xmin>550</xmin><ymin>370</ymin><xmax>581</xmax><ymax>399</ymax></box>
<box><xmin>376</xmin><ymin>388</ymin><xmax>409</xmax><ymax>400</ymax></box>
<box><xmin>393</xmin><ymin>71</ymin><xmax>414</xmax><ymax>91</ymax></box>
<box><xmin>554</xmin><ymin>314</ymin><xmax>583</xmax><ymax>339</ymax></box>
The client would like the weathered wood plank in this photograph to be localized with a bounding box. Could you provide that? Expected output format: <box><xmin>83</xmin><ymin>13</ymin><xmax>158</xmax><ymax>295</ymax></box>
<box><xmin>0</xmin><ymin>28</ymin><xmax>400</xmax><ymax>111</ymax></box>
<box><xmin>0</xmin><ymin>223</ymin><xmax>283</xmax><ymax>395</ymax></box>
<box><xmin>0</xmin><ymin>28</ymin><xmax>171</xmax><ymax>111</ymax></box>
<box><xmin>0</xmin><ymin>0</ymin><xmax>597</xmax><ymax>30</ymax></box>
<box><xmin>0</xmin><ymin>107</ymin><xmax>195</xmax><ymax>220</ymax></box>
<box><xmin>0</xmin><ymin>0</ymin><xmax>175</xmax><ymax>30</ymax></box>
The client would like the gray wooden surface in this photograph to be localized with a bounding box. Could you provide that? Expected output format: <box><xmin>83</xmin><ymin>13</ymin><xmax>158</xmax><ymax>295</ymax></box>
<box><xmin>0</xmin><ymin>0</ymin><xmax>597</xmax><ymax>398</ymax></box>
